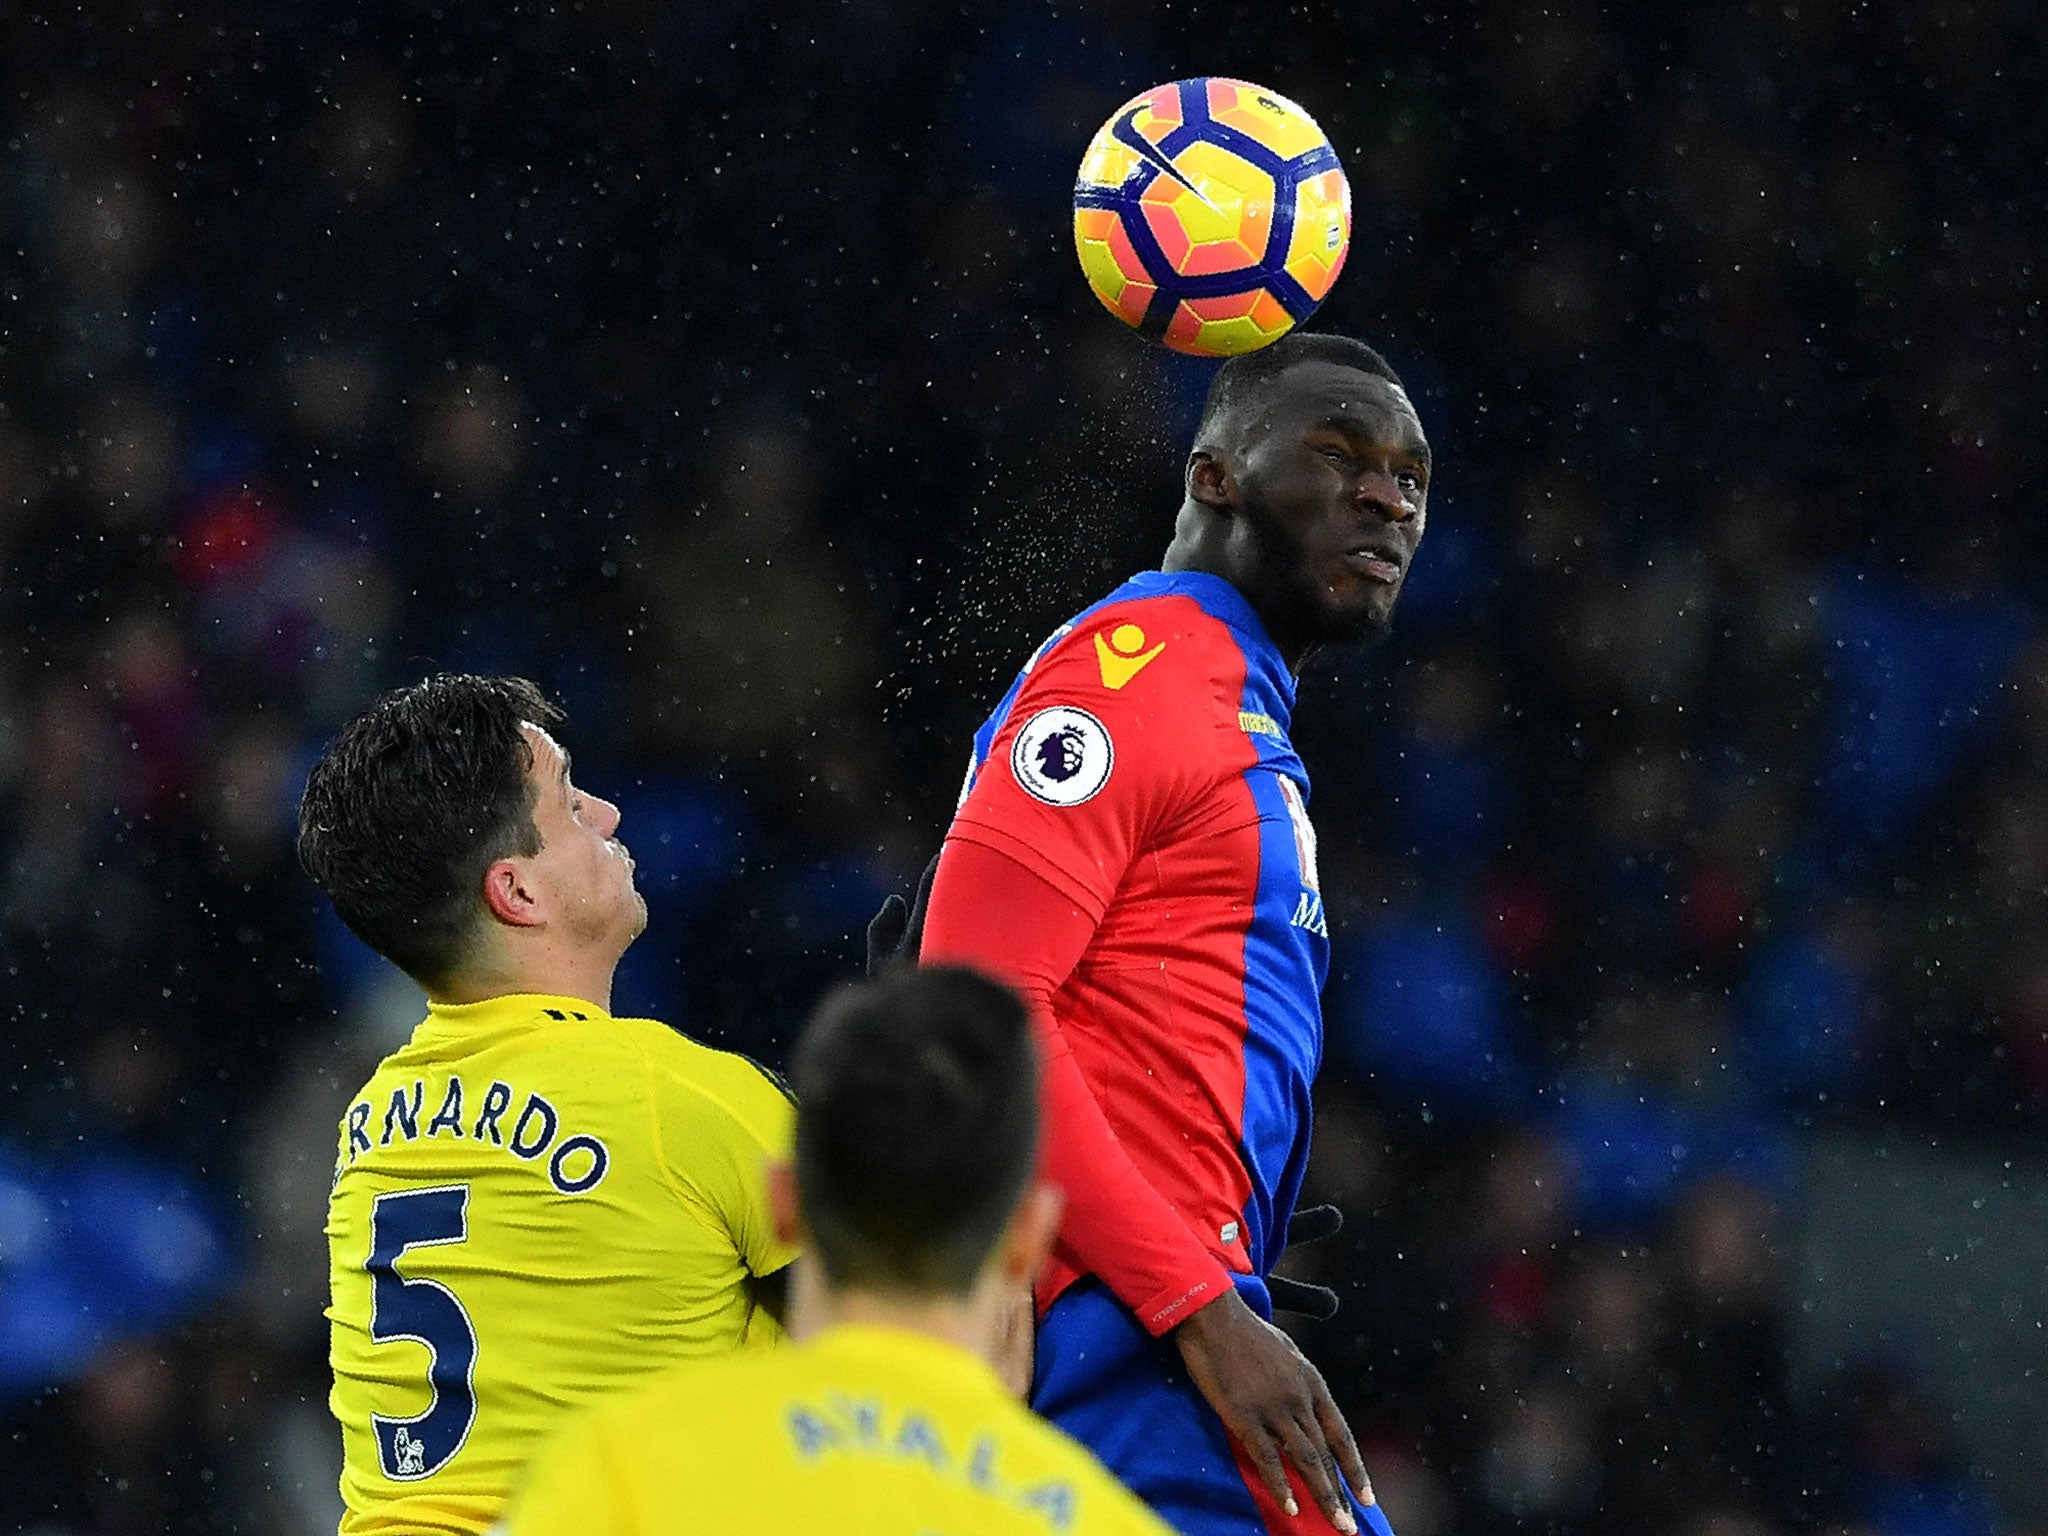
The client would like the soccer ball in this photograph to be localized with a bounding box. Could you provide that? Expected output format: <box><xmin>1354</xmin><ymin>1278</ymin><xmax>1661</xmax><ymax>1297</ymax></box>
<box><xmin>1073</xmin><ymin>78</ymin><xmax>1351</xmax><ymax>357</ymax></box>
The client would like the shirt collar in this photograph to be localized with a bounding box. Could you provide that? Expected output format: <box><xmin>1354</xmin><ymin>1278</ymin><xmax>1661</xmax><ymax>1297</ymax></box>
<box><xmin>1127</xmin><ymin>569</ymin><xmax>1297</xmax><ymax>714</ymax></box>
<box><xmin>420</xmin><ymin>992</ymin><xmax>613</xmax><ymax>1033</ymax></box>
<box><xmin>806</xmin><ymin>1322</ymin><xmax>1007</xmax><ymax>1398</ymax></box>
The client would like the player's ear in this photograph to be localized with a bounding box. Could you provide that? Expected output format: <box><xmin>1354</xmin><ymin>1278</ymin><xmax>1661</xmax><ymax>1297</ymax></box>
<box><xmin>766</xmin><ymin>1161</ymin><xmax>804</xmax><ymax>1247</ymax></box>
<box><xmin>480</xmin><ymin>857</ymin><xmax>545</xmax><ymax>928</ymax></box>
<box><xmin>997</xmin><ymin>1181</ymin><xmax>1064</xmax><ymax>1288</ymax></box>
<box><xmin>1186</xmin><ymin>447</ymin><xmax>1235</xmax><ymax>512</ymax></box>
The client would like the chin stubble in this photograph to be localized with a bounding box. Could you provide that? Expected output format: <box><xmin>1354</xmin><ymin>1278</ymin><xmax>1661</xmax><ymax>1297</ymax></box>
<box><xmin>1240</xmin><ymin>497</ymin><xmax>1394</xmax><ymax>649</ymax></box>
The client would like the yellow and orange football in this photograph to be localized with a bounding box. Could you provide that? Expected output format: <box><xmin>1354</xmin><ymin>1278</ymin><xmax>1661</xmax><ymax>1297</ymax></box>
<box><xmin>1073</xmin><ymin>78</ymin><xmax>1351</xmax><ymax>357</ymax></box>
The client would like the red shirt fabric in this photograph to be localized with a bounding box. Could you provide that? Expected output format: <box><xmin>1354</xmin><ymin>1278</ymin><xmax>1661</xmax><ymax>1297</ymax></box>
<box><xmin>921</xmin><ymin>571</ymin><xmax>1330</xmax><ymax>1336</ymax></box>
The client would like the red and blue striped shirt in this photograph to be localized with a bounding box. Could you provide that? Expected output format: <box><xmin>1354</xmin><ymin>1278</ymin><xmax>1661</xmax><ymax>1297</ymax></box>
<box><xmin>923</xmin><ymin>570</ymin><xmax>1330</xmax><ymax>1333</ymax></box>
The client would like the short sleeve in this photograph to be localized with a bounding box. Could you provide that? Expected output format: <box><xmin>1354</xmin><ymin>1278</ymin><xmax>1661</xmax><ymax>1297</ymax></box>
<box><xmin>648</xmin><ymin>1045</ymin><xmax>799</xmax><ymax>1280</ymax></box>
<box><xmin>716</xmin><ymin>1058</ymin><xmax>799</xmax><ymax>1278</ymax></box>
<box><xmin>950</xmin><ymin>596</ymin><xmax>1239</xmax><ymax>918</ymax></box>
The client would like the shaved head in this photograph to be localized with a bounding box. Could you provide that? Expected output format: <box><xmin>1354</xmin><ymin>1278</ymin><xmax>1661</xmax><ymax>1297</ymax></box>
<box><xmin>1196</xmin><ymin>332</ymin><xmax>1405</xmax><ymax>454</ymax></box>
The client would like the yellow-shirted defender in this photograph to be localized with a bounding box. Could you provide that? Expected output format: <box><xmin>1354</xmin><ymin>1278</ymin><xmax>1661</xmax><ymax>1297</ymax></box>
<box><xmin>500</xmin><ymin>966</ymin><xmax>1173</xmax><ymax>1536</ymax></box>
<box><xmin>300</xmin><ymin>675</ymin><xmax>796</xmax><ymax>1535</ymax></box>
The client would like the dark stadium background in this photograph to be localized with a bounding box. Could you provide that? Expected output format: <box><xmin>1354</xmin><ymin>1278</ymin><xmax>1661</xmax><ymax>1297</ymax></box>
<box><xmin>2</xmin><ymin>1</ymin><xmax>2044</xmax><ymax>1530</ymax></box>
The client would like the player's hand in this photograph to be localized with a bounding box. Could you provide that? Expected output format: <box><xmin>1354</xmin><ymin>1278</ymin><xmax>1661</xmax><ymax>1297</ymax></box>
<box><xmin>1174</xmin><ymin>1289</ymin><xmax>1372</xmax><ymax>1531</ymax></box>
<box><xmin>865</xmin><ymin>854</ymin><xmax>939</xmax><ymax>976</ymax></box>
<box><xmin>1269</xmin><ymin>1204</ymin><xmax>1342</xmax><ymax>1322</ymax></box>
<box><xmin>1287</xmin><ymin>1203</ymin><xmax>1343</xmax><ymax>1247</ymax></box>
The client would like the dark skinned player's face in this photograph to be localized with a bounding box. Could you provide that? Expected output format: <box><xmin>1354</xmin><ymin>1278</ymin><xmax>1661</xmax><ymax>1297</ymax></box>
<box><xmin>1202</xmin><ymin>362</ymin><xmax>1430</xmax><ymax>654</ymax></box>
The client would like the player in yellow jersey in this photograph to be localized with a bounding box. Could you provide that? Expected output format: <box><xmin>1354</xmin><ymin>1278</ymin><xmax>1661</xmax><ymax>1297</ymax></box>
<box><xmin>299</xmin><ymin>675</ymin><xmax>798</xmax><ymax>1535</ymax></box>
<box><xmin>498</xmin><ymin>965</ymin><xmax>1175</xmax><ymax>1536</ymax></box>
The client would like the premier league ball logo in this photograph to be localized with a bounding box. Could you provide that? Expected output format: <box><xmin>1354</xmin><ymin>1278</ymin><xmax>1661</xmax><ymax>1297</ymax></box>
<box><xmin>1036</xmin><ymin>727</ymin><xmax>1087</xmax><ymax>783</ymax></box>
<box><xmin>1012</xmin><ymin>707</ymin><xmax>1114</xmax><ymax>807</ymax></box>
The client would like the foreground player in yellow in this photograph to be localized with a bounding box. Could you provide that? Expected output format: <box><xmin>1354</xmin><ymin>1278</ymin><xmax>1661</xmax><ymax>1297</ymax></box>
<box><xmin>498</xmin><ymin>965</ymin><xmax>1175</xmax><ymax>1536</ymax></box>
<box><xmin>300</xmin><ymin>675</ymin><xmax>797</xmax><ymax>1534</ymax></box>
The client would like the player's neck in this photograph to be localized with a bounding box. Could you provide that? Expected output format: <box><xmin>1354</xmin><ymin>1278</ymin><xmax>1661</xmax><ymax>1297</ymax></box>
<box><xmin>430</xmin><ymin>939</ymin><xmax>618</xmax><ymax>1016</ymax></box>
<box><xmin>1162</xmin><ymin>516</ymin><xmax>1316</xmax><ymax>673</ymax></box>
<box><xmin>795</xmin><ymin>1285</ymin><xmax>992</xmax><ymax>1365</ymax></box>
<box><xmin>1161</xmin><ymin>501</ymin><xmax>1226</xmax><ymax>584</ymax></box>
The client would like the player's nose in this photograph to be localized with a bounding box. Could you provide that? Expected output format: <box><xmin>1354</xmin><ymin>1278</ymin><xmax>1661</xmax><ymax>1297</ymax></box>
<box><xmin>590</xmin><ymin>794</ymin><xmax>622</xmax><ymax>837</ymax></box>
<box><xmin>1353</xmin><ymin>469</ymin><xmax>1415</xmax><ymax>523</ymax></box>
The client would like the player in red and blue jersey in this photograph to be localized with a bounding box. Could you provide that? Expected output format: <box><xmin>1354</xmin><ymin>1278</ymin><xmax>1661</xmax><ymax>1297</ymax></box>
<box><xmin>915</xmin><ymin>333</ymin><xmax>1430</xmax><ymax>1536</ymax></box>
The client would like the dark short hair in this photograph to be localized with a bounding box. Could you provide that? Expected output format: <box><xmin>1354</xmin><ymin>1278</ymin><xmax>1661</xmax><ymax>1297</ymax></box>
<box><xmin>298</xmin><ymin>674</ymin><xmax>564</xmax><ymax>988</ymax></box>
<box><xmin>790</xmin><ymin>966</ymin><xmax>1038</xmax><ymax>1296</ymax></box>
<box><xmin>1196</xmin><ymin>331</ymin><xmax>1405</xmax><ymax>449</ymax></box>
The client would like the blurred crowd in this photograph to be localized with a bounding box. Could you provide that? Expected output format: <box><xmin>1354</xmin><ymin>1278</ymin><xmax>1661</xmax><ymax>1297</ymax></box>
<box><xmin>0</xmin><ymin>1</ymin><xmax>2042</xmax><ymax>1532</ymax></box>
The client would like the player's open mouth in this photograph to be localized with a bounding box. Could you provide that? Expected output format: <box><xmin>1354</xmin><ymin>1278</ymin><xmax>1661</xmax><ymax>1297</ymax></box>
<box><xmin>1344</xmin><ymin>548</ymin><xmax>1403</xmax><ymax>583</ymax></box>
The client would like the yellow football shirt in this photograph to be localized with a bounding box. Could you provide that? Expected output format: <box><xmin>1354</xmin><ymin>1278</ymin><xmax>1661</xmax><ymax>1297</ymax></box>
<box><xmin>499</xmin><ymin>1322</ymin><xmax>1177</xmax><ymax>1536</ymax></box>
<box><xmin>327</xmin><ymin>993</ymin><xmax>798</xmax><ymax>1535</ymax></box>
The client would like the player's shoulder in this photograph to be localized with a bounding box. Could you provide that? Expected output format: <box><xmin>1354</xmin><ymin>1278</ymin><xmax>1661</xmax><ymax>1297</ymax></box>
<box><xmin>1016</xmin><ymin>577</ymin><xmax>1252</xmax><ymax>731</ymax></box>
<box><xmin>1040</xmin><ymin>576</ymin><xmax>1252</xmax><ymax>679</ymax></box>
<box><xmin>507</xmin><ymin>1354</ymin><xmax>760</xmax><ymax>1530</ymax></box>
<box><xmin>362</xmin><ymin>1005</ymin><xmax>787</xmax><ymax>1134</ymax></box>
<box><xmin>610</xmin><ymin>1016</ymin><xmax>795</xmax><ymax>1135</ymax></box>
<box><xmin>804</xmin><ymin>1329</ymin><xmax>1174</xmax><ymax>1534</ymax></box>
<box><xmin>611</xmin><ymin>1015</ymin><xmax>792</xmax><ymax>1101</ymax></box>
<box><xmin>978</xmin><ymin>1392</ymin><xmax>1177</xmax><ymax>1533</ymax></box>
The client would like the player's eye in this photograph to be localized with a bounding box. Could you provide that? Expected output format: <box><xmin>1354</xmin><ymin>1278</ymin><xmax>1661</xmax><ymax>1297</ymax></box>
<box><xmin>1397</xmin><ymin>470</ymin><xmax>1424</xmax><ymax>493</ymax></box>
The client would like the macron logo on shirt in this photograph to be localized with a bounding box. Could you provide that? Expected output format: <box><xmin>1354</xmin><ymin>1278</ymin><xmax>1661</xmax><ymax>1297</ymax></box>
<box><xmin>1094</xmin><ymin>623</ymin><xmax>1165</xmax><ymax>690</ymax></box>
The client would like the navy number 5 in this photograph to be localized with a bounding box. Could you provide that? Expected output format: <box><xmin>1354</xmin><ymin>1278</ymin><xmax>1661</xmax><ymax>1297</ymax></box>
<box><xmin>366</xmin><ymin>1184</ymin><xmax>478</xmax><ymax>1479</ymax></box>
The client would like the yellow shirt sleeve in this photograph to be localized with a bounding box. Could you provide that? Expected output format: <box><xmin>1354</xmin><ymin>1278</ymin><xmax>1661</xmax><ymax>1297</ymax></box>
<box><xmin>637</xmin><ymin>1029</ymin><xmax>799</xmax><ymax>1280</ymax></box>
